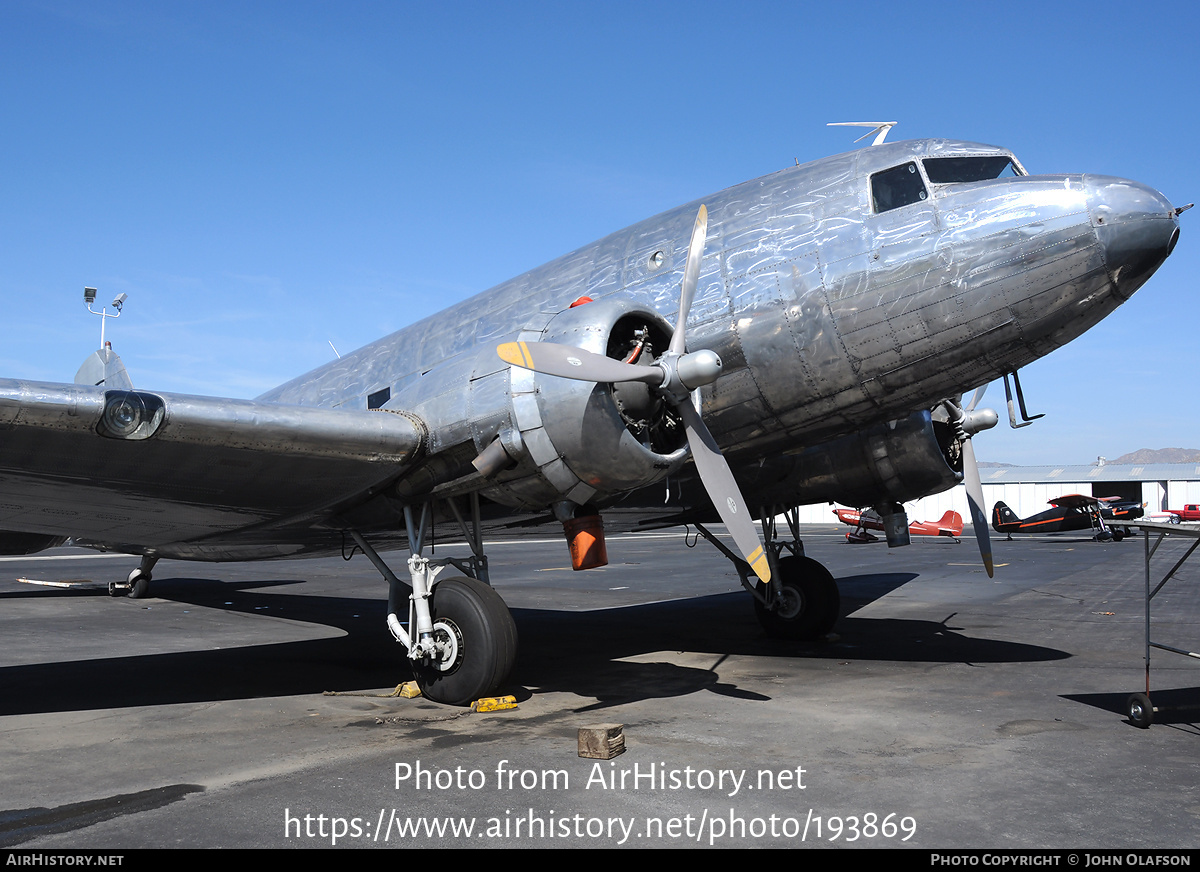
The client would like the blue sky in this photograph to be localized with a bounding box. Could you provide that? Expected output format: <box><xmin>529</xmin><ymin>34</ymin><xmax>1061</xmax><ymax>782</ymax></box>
<box><xmin>2</xmin><ymin>0</ymin><xmax>1196</xmax><ymax>465</ymax></box>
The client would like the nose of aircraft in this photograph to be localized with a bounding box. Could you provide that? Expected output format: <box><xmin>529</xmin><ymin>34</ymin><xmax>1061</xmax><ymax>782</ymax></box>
<box><xmin>1086</xmin><ymin>175</ymin><xmax>1180</xmax><ymax>298</ymax></box>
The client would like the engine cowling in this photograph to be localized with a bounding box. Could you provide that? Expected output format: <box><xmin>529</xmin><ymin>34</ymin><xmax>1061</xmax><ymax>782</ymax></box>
<box><xmin>475</xmin><ymin>297</ymin><xmax>691</xmax><ymax>510</ymax></box>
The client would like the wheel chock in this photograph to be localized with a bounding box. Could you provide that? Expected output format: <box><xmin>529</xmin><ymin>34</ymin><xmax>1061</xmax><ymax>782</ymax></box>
<box><xmin>395</xmin><ymin>681</ymin><xmax>423</xmax><ymax>699</ymax></box>
<box><xmin>471</xmin><ymin>695</ymin><xmax>517</xmax><ymax>712</ymax></box>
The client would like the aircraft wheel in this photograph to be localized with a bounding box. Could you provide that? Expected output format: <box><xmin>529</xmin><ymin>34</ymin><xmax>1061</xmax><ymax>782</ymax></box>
<box><xmin>1127</xmin><ymin>693</ymin><xmax>1154</xmax><ymax>729</ymax></box>
<box><xmin>1113</xmin><ymin>529</ymin><xmax>1125</xmax><ymax>542</ymax></box>
<box><xmin>413</xmin><ymin>576</ymin><xmax>518</xmax><ymax>706</ymax></box>
<box><xmin>125</xmin><ymin>570</ymin><xmax>150</xmax><ymax>599</ymax></box>
<box><xmin>753</xmin><ymin>556</ymin><xmax>840</xmax><ymax>641</ymax></box>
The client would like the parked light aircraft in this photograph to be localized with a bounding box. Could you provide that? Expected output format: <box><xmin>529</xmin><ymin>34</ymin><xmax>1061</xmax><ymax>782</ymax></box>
<box><xmin>992</xmin><ymin>495</ymin><xmax>1145</xmax><ymax>540</ymax></box>
<box><xmin>0</xmin><ymin>136</ymin><xmax>1182</xmax><ymax>703</ymax></box>
<box><xmin>834</xmin><ymin>508</ymin><xmax>964</xmax><ymax>543</ymax></box>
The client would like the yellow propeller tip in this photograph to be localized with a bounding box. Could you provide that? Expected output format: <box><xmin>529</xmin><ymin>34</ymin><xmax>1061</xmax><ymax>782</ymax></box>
<box><xmin>497</xmin><ymin>342</ymin><xmax>532</xmax><ymax>369</ymax></box>
<box><xmin>748</xmin><ymin>546</ymin><xmax>771</xmax><ymax>584</ymax></box>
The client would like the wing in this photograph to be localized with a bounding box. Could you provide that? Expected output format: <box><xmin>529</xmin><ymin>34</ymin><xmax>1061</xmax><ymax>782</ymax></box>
<box><xmin>1047</xmin><ymin>493</ymin><xmax>1095</xmax><ymax>509</ymax></box>
<box><xmin>0</xmin><ymin>378</ymin><xmax>425</xmax><ymax>560</ymax></box>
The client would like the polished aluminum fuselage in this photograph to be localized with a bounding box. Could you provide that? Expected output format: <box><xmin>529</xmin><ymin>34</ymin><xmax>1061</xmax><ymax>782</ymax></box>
<box><xmin>0</xmin><ymin>138</ymin><xmax>1176</xmax><ymax>561</ymax></box>
<box><xmin>260</xmin><ymin>139</ymin><xmax>1176</xmax><ymax>517</ymax></box>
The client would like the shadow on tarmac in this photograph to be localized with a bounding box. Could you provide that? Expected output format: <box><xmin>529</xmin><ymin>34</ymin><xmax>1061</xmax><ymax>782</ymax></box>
<box><xmin>0</xmin><ymin>568</ymin><xmax>1070</xmax><ymax>716</ymax></box>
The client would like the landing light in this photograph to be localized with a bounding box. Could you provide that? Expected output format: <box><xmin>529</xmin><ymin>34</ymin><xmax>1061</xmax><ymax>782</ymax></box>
<box><xmin>98</xmin><ymin>391</ymin><xmax>165</xmax><ymax>441</ymax></box>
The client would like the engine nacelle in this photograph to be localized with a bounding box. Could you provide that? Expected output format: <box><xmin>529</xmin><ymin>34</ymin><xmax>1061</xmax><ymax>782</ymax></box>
<box><xmin>740</xmin><ymin>409</ymin><xmax>962</xmax><ymax>509</ymax></box>
<box><xmin>476</xmin><ymin>296</ymin><xmax>690</xmax><ymax>510</ymax></box>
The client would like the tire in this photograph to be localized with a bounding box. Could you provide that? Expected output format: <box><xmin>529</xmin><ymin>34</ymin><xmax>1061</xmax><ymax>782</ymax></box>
<box><xmin>1127</xmin><ymin>693</ymin><xmax>1154</xmax><ymax>729</ymax></box>
<box><xmin>753</xmin><ymin>556</ymin><xmax>840</xmax><ymax>641</ymax></box>
<box><xmin>127</xmin><ymin>575</ymin><xmax>150</xmax><ymax>599</ymax></box>
<box><xmin>413</xmin><ymin>576</ymin><xmax>518</xmax><ymax>706</ymax></box>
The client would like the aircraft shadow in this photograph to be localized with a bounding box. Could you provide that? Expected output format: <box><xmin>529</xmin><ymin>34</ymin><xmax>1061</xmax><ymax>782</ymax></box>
<box><xmin>0</xmin><ymin>571</ymin><xmax>1068</xmax><ymax>716</ymax></box>
<box><xmin>514</xmin><ymin>576</ymin><xmax>1069</xmax><ymax>710</ymax></box>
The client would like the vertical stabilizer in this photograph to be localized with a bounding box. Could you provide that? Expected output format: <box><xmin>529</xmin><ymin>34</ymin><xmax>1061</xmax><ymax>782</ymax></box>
<box><xmin>74</xmin><ymin>343</ymin><xmax>133</xmax><ymax>390</ymax></box>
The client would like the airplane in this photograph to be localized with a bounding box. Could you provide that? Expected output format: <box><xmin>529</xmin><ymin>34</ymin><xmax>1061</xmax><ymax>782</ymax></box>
<box><xmin>0</xmin><ymin>133</ymin><xmax>1183</xmax><ymax>705</ymax></box>
<box><xmin>992</xmin><ymin>495</ymin><xmax>1145</xmax><ymax>541</ymax></box>
<box><xmin>833</xmin><ymin>507</ymin><xmax>963</xmax><ymax>543</ymax></box>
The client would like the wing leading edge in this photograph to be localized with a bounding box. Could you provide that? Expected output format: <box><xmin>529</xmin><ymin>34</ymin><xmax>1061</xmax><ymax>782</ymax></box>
<box><xmin>0</xmin><ymin>378</ymin><xmax>425</xmax><ymax>560</ymax></box>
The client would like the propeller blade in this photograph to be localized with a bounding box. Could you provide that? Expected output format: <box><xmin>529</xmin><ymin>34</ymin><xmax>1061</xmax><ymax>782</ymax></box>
<box><xmin>966</xmin><ymin>383</ymin><xmax>989</xmax><ymax>412</ymax></box>
<box><xmin>497</xmin><ymin>341</ymin><xmax>661</xmax><ymax>385</ymax></box>
<box><xmin>499</xmin><ymin>204</ymin><xmax>766</xmax><ymax>583</ymax></box>
<box><xmin>676</xmin><ymin>399</ymin><xmax>771</xmax><ymax>584</ymax></box>
<box><xmin>668</xmin><ymin>205</ymin><xmax>708</xmax><ymax>357</ymax></box>
<box><xmin>961</xmin><ymin>436</ymin><xmax>994</xmax><ymax>578</ymax></box>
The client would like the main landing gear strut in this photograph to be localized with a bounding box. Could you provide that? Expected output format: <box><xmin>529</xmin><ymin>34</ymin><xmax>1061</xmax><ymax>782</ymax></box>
<box><xmin>694</xmin><ymin>506</ymin><xmax>840</xmax><ymax>641</ymax></box>
<box><xmin>349</xmin><ymin>494</ymin><xmax>517</xmax><ymax>706</ymax></box>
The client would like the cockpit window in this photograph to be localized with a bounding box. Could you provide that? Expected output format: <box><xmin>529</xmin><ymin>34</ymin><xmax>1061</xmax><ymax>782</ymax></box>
<box><xmin>871</xmin><ymin>162</ymin><xmax>928</xmax><ymax>213</ymax></box>
<box><xmin>924</xmin><ymin>156</ymin><xmax>1020</xmax><ymax>183</ymax></box>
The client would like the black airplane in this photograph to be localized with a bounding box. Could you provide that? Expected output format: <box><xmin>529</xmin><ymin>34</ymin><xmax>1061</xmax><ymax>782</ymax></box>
<box><xmin>992</xmin><ymin>495</ymin><xmax>1144</xmax><ymax>541</ymax></box>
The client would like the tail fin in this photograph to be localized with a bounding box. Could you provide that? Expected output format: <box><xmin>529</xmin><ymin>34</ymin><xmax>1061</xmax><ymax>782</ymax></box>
<box><xmin>992</xmin><ymin>501</ymin><xmax>1020</xmax><ymax>532</ymax></box>
<box><xmin>74</xmin><ymin>343</ymin><xmax>133</xmax><ymax>390</ymax></box>
<box><xmin>938</xmin><ymin>511</ymin><xmax>964</xmax><ymax>535</ymax></box>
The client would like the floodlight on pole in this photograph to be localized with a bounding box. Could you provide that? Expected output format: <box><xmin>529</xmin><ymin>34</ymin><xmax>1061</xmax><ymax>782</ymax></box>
<box><xmin>84</xmin><ymin>287</ymin><xmax>127</xmax><ymax>356</ymax></box>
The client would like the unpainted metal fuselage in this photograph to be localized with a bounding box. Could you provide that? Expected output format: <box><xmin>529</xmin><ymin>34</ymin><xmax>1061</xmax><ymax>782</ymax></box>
<box><xmin>257</xmin><ymin>138</ymin><xmax>1178</xmax><ymax>535</ymax></box>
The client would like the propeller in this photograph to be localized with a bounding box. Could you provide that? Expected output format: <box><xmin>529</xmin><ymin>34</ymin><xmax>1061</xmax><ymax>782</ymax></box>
<box><xmin>497</xmin><ymin>205</ymin><xmax>772</xmax><ymax>584</ymax></box>
<box><xmin>943</xmin><ymin>388</ymin><xmax>999</xmax><ymax>577</ymax></box>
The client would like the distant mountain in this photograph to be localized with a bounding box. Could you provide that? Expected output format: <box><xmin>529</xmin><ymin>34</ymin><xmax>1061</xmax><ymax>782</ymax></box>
<box><xmin>977</xmin><ymin>461</ymin><xmax>1016</xmax><ymax>468</ymax></box>
<box><xmin>1112</xmin><ymin>448</ymin><xmax>1200</xmax><ymax>464</ymax></box>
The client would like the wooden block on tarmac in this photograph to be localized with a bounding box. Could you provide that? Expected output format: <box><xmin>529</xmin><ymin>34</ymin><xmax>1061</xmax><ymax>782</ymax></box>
<box><xmin>578</xmin><ymin>723</ymin><xmax>625</xmax><ymax>759</ymax></box>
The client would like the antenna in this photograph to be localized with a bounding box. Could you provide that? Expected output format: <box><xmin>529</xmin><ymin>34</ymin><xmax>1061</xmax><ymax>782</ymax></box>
<box><xmin>827</xmin><ymin>121</ymin><xmax>898</xmax><ymax>146</ymax></box>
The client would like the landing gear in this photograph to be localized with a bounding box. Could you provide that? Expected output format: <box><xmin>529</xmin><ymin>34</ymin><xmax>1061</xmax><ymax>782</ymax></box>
<box><xmin>693</xmin><ymin>505</ymin><xmax>840</xmax><ymax>641</ymax></box>
<box><xmin>108</xmin><ymin>555</ymin><xmax>158</xmax><ymax>598</ymax></box>
<box><xmin>349</xmin><ymin>494</ymin><xmax>518</xmax><ymax>706</ymax></box>
<box><xmin>753</xmin><ymin>556</ymin><xmax>841</xmax><ymax>641</ymax></box>
<box><xmin>414</xmin><ymin>576</ymin><xmax>517</xmax><ymax>706</ymax></box>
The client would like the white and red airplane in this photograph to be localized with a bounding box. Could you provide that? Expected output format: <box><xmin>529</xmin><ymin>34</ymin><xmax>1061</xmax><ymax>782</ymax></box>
<box><xmin>834</xmin><ymin>508</ymin><xmax>964</xmax><ymax>543</ymax></box>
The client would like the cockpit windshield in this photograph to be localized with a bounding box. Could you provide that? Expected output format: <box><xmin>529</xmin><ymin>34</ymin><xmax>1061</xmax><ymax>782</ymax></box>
<box><xmin>923</xmin><ymin>156</ymin><xmax>1020</xmax><ymax>184</ymax></box>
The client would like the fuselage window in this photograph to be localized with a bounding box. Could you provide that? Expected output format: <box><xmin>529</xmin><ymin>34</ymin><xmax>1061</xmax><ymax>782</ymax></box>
<box><xmin>924</xmin><ymin>156</ymin><xmax>1020</xmax><ymax>183</ymax></box>
<box><xmin>871</xmin><ymin>162</ymin><xmax>928</xmax><ymax>213</ymax></box>
<box><xmin>367</xmin><ymin>387</ymin><xmax>391</xmax><ymax>409</ymax></box>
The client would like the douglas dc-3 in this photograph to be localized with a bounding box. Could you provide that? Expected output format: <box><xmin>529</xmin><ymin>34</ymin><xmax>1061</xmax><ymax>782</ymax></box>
<box><xmin>0</xmin><ymin>131</ymin><xmax>1183</xmax><ymax>704</ymax></box>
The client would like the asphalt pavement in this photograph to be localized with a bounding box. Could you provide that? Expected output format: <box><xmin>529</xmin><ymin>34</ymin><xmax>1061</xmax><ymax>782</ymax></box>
<box><xmin>1</xmin><ymin>524</ymin><xmax>1196</xmax><ymax>849</ymax></box>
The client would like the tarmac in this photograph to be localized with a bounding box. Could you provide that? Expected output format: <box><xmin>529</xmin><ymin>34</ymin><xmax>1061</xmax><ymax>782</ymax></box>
<box><xmin>0</xmin><ymin>524</ymin><xmax>1197</xmax><ymax>849</ymax></box>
